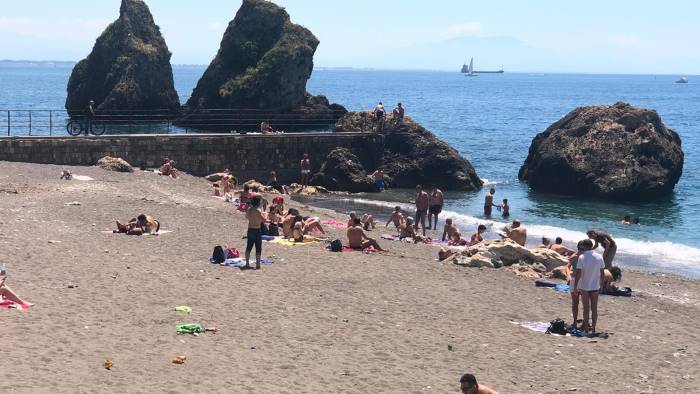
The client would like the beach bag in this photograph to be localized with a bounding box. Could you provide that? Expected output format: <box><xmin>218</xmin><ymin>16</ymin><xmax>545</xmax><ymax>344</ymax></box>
<box><xmin>329</xmin><ymin>239</ymin><xmax>343</xmax><ymax>252</ymax></box>
<box><xmin>212</xmin><ymin>246</ymin><xmax>226</xmax><ymax>264</ymax></box>
<box><xmin>546</xmin><ymin>319</ymin><xmax>568</xmax><ymax>335</ymax></box>
<box><xmin>225</xmin><ymin>248</ymin><xmax>240</xmax><ymax>259</ymax></box>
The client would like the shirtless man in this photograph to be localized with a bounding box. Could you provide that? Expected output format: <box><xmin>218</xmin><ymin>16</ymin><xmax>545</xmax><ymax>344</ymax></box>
<box><xmin>399</xmin><ymin>217</ymin><xmax>424</xmax><ymax>244</ymax></box>
<box><xmin>460</xmin><ymin>373</ymin><xmax>499</xmax><ymax>394</ymax></box>
<box><xmin>245</xmin><ymin>196</ymin><xmax>264</xmax><ymax>269</ymax></box>
<box><xmin>361</xmin><ymin>213</ymin><xmax>376</xmax><ymax>230</ymax></box>
<box><xmin>371</xmin><ymin>170</ymin><xmax>385</xmax><ymax>191</ymax></box>
<box><xmin>300</xmin><ymin>154</ymin><xmax>311</xmax><ymax>189</ymax></box>
<box><xmin>414</xmin><ymin>185</ymin><xmax>430</xmax><ymax>236</ymax></box>
<box><xmin>386</xmin><ymin>206</ymin><xmax>405</xmax><ymax>229</ymax></box>
<box><xmin>470</xmin><ymin>224</ymin><xmax>487</xmax><ymax>246</ymax></box>
<box><xmin>260</xmin><ymin>121</ymin><xmax>273</xmax><ymax>134</ymax></box>
<box><xmin>347</xmin><ymin>218</ymin><xmax>386</xmax><ymax>251</ymax></box>
<box><xmin>159</xmin><ymin>160</ymin><xmax>179</xmax><ymax>178</ymax></box>
<box><xmin>428</xmin><ymin>185</ymin><xmax>444</xmax><ymax>231</ymax></box>
<box><xmin>500</xmin><ymin>219</ymin><xmax>527</xmax><ymax>246</ymax></box>
<box><xmin>115</xmin><ymin>214</ymin><xmax>160</xmax><ymax>235</ymax></box>
<box><xmin>441</xmin><ymin>218</ymin><xmax>459</xmax><ymax>242</ymax></box>
<box><xmin>484</xmin><ymin>188</ymin><xmax>496</xmax><ymax>217</ymax></box>
<box><xmin>587</xmin><ymin>230</ymin><xmax>617</xmax><ymax>269</ymax></box>
<box><xmin>392</xmin><ymin>102</ymin><xmax>405</xmax><ymax>125</ymax></box>
<box><xmin>550</xmin><ymin>237</ymin><xmax>575</xmax><ymax>256</ymax></box>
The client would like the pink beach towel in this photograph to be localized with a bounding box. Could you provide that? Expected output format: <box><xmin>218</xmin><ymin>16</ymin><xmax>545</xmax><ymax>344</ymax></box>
<box><xmin>321</xmin><ymin>219</ymin><xmax>347</xmax><ymax>230</ymax></box>
<box><xmin>0</xmin><ymin>300</ymin><xmax>31</xmax><ymax>310</ymax></box>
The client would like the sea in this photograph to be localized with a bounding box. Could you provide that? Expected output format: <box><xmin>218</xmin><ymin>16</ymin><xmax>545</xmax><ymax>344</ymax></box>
<box><xmin>1</xmin><ymin>62</ymin><xmax>699</xmax><ymax>277</ymax></box>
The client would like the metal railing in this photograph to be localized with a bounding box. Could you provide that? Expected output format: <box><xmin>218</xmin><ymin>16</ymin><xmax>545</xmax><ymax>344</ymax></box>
<box><xmin>2</xmin><ymin>107</ymin><xmax>348</xmax><ymax>137</ymax></box>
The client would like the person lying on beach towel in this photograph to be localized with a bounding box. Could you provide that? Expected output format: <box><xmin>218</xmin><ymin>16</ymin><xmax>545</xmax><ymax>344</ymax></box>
<box><xmin>115</xmin><ymin>214</ymin><xmax>160</xmax><ymax>235</ymax></box>
<box><xmin>292</xmin><ymin>222</ymin><xmax>327</xmax><ymax>243</ymax></box>
<box><xmin>1</xmin><ymin>274</ymin><xmax>33</xmax><ymax>307</ymax></box>
<box><xmin>348</xmin><ymin>218</ymin><xmax>387</xmax><ymax>251</ymax></box>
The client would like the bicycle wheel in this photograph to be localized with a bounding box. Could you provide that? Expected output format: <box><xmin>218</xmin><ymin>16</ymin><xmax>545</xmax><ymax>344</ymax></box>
<box><xmin>66</xmin><ymin>120</ymin><xmax>83</xmax><ymax>136</ymax></box>
<box><xmin>91</xmin><ymin>122</ymin><xmax>106</xmax><ymax>136</ymax></box>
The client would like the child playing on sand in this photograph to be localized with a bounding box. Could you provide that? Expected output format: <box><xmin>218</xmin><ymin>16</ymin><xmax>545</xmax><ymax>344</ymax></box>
<box><xmin>385</xmin><ymin>206</ymin><xmax>405</xmax><ymax>229</ymax></box>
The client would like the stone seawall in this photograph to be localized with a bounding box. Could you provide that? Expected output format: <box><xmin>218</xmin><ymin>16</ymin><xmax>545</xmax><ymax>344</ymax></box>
<box><xmin>0</xmin><ymin>133</ymin><xmax>384</xmax><ymax>183</ymax></box>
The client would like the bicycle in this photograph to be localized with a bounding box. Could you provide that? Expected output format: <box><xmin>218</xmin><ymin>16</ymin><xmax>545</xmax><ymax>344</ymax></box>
<box><xmin>66</xmin><ymin>118</ymin><xmax>106</xmax><ymax>136</ymax></box>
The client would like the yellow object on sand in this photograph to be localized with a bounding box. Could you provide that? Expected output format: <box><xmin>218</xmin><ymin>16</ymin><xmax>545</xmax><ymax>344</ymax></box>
<box><xmin>272</xmin><ymin>238</ymin><xmax>320</xmax><ymax>246</ymax></box>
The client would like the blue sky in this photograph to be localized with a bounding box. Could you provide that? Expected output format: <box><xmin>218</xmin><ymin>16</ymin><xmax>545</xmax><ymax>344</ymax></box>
<box><xmin>0</xmin><ymin>0</ymin><xmax>698</xmax><ymax>74</ymax></box>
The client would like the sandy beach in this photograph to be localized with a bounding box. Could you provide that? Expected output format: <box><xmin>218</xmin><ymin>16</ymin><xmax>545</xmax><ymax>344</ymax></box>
<box><xmin>1</xmin><ymin>161</ymin><xmax>699</xmax><ymax>393</ymax></box>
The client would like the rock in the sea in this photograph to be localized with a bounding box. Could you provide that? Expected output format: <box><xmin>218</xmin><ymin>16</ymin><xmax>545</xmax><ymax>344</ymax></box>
<box><xmin>334</xmin><ymin>112</ymin><xmax>482</xmax><ymax>191</ymax></box>
<box><xmin>66</xmin><ymin>0</ymin><xmax>180</xmax><ymax>113</ymax></box>
<box><xmin>183</xmin><ymin>0</ymin><xmax>345</xmax><ymax>130</ymax></box>
<box><xmin>446</xmin><ymin>239</ymin><xmax>569</xmax><ymax>273</ymax></box>
<box><xmin>310</xmin><ymin>148</ymin><xmax>377</xmax><ymax>193</ymax></box>
<box><xmin>519</xmin><ymin>102</ymin><xmax>684</xmax><ymax>200</ymax></box>
<box><xmin>97</xmin><ymin>156</ymin><xmax>134</xmax><ymax>173</ymax></box>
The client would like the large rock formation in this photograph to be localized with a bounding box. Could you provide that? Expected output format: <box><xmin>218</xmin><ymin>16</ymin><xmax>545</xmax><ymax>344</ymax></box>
<box><xmin>183</xmin><ymin>0</ymin><xmax>345</xmax><ymax>131</ymax></box>
<box><xmin>310</xmin><ymin>148</ymin><xmax>377</xmax><ymax>193</ymax></box>
<box><xmin>333</xmin><ymin>112</ymin><xmax>483</xmax><ymax>191</ymax></box>
<box><xmin>66</xmin><ymin>0</ymin><xmax>180</xmax><ymax>113</ymax></box>
<box><xmin>519</xmin><ymin>102</ymin><xmax>684</xmax><ymax>200</ymax></box>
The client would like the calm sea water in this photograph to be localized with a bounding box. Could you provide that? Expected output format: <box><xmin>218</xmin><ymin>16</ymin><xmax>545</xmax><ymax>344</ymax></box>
<box><xmin>1</xmin><ymin>63</ymin><xmax>699</xmax><ymax>277</ymax></box>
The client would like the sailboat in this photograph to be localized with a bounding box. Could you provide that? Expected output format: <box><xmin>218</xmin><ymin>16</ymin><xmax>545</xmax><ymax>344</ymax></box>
<box><xmin>675</xmin><ymin>76</ymin><xmax>688</xmax><ymax>84</ymax></box>
<box><xmin>465</xmin><ymin>58</ymin><xmax>477</xmax><ymax>77</ymax></box>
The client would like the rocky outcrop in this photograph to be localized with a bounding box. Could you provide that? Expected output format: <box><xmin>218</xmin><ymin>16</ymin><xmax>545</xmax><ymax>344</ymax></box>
<box><xmin>447</xmin><ymin>239</ymin><xmax>569</xmax><ymax>273</ymax></box>
<box><xmin>66</xmin><ymin>0</ymin><xmax>180</xmax><ymax>114</ymax></box>
<box><xmin>518</xmin><ymin>102</ymin><xmax>684</xmax><ymax>200</ymax></box>
<box><xmin>97</xmin><ymin>156</ymin><xmax>133</xmax><ymax>173</ymax></box>
<box><xmin>182</xmin><ymin>0</ymin><xmax>345</xmax><ymax>130</ymax></box>
<box><xmin>333</xmin><ymin>112</ymin><xmax>483</xmax><ymax>191</ymax></box>
<box><xmin>310</xmin><ymin>148</ymin><xmax>376</xmax><ymax>193</ymax></box>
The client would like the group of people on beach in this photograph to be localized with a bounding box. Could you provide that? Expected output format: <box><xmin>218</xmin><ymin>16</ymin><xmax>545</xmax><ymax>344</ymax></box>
<box><xmin>373</xmin><ymin>101</ymin><xmax>405</xmax><ymax>131</ymax></box>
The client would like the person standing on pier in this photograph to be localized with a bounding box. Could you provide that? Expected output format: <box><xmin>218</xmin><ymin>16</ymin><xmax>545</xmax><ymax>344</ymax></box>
<box><xmin>300</xmin><ymin>153</ymin><xmax>311</xmax><ymax>190</ymax></box>
<box><xmin>85</xmin><ymin>100</ymin><xmax>96</xmax><ymax>135</ymax></box>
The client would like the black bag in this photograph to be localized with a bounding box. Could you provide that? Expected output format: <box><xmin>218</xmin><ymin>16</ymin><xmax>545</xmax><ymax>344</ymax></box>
<box><xmin>546</xmin><ymin>318</ymin><xmax>568</xmax><ymax>335</ymax></box>
<box><xmin>212</xmin><ymin>245</ymin><xmax>226</xmax><ymax>264</ymax></box>
<box><xmin>329</xmin><ymin>239</ymin><xmax>343</xmax><ymax>252</ymax></box>
<box><xmin>268</xmin><ymin>223</ymin><xmax>280</xmax><ymax>237</ymax></box>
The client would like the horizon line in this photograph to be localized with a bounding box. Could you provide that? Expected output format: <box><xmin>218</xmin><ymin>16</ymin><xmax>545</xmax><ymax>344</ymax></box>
<box><xmin>0</xmin><ymin>59</ymin><xmax>694</xmax><ymax>77</ymax></box>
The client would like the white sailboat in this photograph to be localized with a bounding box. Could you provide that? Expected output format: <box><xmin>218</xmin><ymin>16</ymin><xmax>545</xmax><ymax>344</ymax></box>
<box><xmin>465</xmin><ymin>57</ymin><xmax>477</xmax><ymax>77</ymax></box>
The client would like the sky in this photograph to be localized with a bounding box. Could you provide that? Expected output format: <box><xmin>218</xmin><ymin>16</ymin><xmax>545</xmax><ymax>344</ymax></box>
<box><xmin>0</xmin><ymin>0</ymin><xmax>698</xmax><ymax>74</ymax></box>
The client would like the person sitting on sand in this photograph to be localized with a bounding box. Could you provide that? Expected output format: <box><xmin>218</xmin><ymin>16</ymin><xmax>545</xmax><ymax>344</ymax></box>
<box><xmin>291</xmin><ymin>222</ymin><xmax>327</xmax><ymax>243</ymax></box>
<box><xmin>347</xmin><ymin>218</ymin><xmax>386</xmax><ymax>251</ymax></box>
<box><xmin>361</xmin><ymin>213</ymin><xmax>376</xmax><ymax>230</ymax></box>
<box><xmin>267</xmin><ymin>171</ymin><xmax>289</xmax><ymax>194</ymax></box>
<box><xmin>441</xmin><ymin>218</ymin><xmax>459</xmax><ymax>242</ymax></box>
<box><xmin>115</xmin><ymin>214</ymin><xmax>160</xmax><ymax>235</ymax></box>
<box><xmin>238</xmin><ymin>184</ymin><xmax>252</xmax><ymax>205</ymax></box>
<box><xmin>299</xmin><ymin>215</ymin><xmax>326</xmax><ymax>235</ymax></box>
<box><xmin>470</xmin><ymin>224</ymin><xmax>487</xmax><ymax>246</ymax></box>
<box><xmin>540</xmin><ymin>237</ymin><xmax>551</xmax><ymax>249</ymax></box>
<box><xmin>245</xmin><ymin>196</ymin><xmax>264</xmax><ymax>269</ymax></box>
<box><xmin>60</xmin><ymin>170</ymin><xmax>72</xmax><ymax>180</ymax></box>
<box><xmin>0</xmin><ymin>274</ymin><xmax>33</xmax><ymax>306</ymax></box>
<box><xmin>438</xmin><ymin>247</ymin><xmax>456</xmax><ymax>261</ymax></box>
<box><xmin>282</xmin><ymin>208</ymin><xmax>300</xmax><ymax>238</ymax></box>
<box><xmin>386</xmin><ymin>206</ymin><xmax>405</xmax><ymax>229</ymax></box>
<box><xmin>267</xmin><ymin>206</ymin><xmax>283</xmax><ymax>225</ymax></box>
<box><xmin>460</xmin><ymin>373</ymin><xmax>499</xmax><ymax>394</ymax></box>
<box><xmin>500</xmin><ymin>220</ymin><xmax>527</xmax><ymax>246</ymax></box>
<box><xmin>449</xmin><ymin>232</ymin><xmax>468</xmax><ymax>247</ymax></box>
<box><xmin>399</xmin><ymin>217</ymin><xmax>423</xmax><ymax>243</ymax></box>
<box><xmin>550</xmin><ymin>237</ymin><xmax>575</xmax><ymax>256</ymax></box>
<box><xmin>159</xmin><ymin>160</ymin><xmax>178</xmax><ymax>179</ymax></box>
<box><xmin>602</xmin><ymin>266</ymin><xmax>623</xmax><ymax>295</ymax></box>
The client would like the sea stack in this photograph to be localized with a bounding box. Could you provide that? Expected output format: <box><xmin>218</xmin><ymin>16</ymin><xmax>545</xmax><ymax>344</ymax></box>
<box><xmin>65</xmin><ymin>0</ymin><xmax>180</xmax><ymax>113</ymax></box>
<box><xmin>183</xmin><ymin>0</ymin><xmax>345</xmax><ymax>130</ymax></box>
<box><xmin>518</xmin><ymin>102</ymin><xmax>684</xmax><ymax>200</ymax></box>
<box><xmin>332</xmin><ymin>112</ymin><xmax>483</xmax><ymax>191</ymax></box>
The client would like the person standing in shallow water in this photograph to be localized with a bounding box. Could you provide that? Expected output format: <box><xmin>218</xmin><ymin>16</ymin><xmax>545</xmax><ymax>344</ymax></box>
<box><xmin>414</xmin><ymin>185</ymin><xmax>430</xmax><ymax>236</ymax></box>
<box><xmin>428</xmin><ymin>185</ymin><xmax>444</xmax><ymax>230</ymax></box>
<box><xmin>484</xmin><ymin>188</ymin><xmax>497</xmax><ymax>217</ymax></box>
<box><xmin>300</xmin><ymin>154</ymin><xmax>311</xmax><ymax>190</ymax></box>
<box><xmin>586</xmin><ymin>230</ymin><xmax>617</xmax><ymax>270</ymax></box>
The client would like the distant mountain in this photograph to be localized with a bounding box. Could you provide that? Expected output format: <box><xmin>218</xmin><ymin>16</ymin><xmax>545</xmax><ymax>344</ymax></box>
<box><xmin>0</xmin><ymin>60</ymin><xmax>76</xmax><ymax>67</ymax></box>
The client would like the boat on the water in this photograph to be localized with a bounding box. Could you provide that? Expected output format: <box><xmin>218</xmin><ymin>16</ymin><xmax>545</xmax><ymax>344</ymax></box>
<box><xmin>675</xmin><ymin>76</ymin><xmax>688</xmax><ymax>84</ymax></box>
<box><xmin>460</xmin><ymin>57</ymin><xmax>504</xmax><ymax>75</ymax></box>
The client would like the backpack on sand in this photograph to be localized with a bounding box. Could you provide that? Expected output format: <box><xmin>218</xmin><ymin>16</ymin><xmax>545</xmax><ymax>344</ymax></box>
<box><xmin>546</xmin><ymin>318</ymin><xmax>568</xmax><ymax>335</ymax></box>
<box><xmin>328</xmin><ymin>239</ymin><xmax>343</xmax><ymax>252</ymax></box>
<box><xmin>212</xmin><ymin>246</ymin><xmax>226</xmax><ymax>264</ymax></box>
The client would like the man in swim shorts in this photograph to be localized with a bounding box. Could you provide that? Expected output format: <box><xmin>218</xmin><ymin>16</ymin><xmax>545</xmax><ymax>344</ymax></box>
<box><xmin>371</xmin><ymin>169</ymin><xmax>385</xmax><ymax>191</ymax></box>
<box><xmin>428</xmin><ymin>185</ymin><xmax>444</xmax><ymax>230</ymax></box>
<box><xmin>573</xmin><ymin>239</ymin><xmax>605</xmax><ymax>334</ymax></box>
<box><xmin>414</xmin><ymin>185</ymin><xmax>430</xmax><ymax>236</ymax></box>
<box><xmin>500</xmin><ymin>219</ymin><xmax>527</xmax><ymax>246</ymax></box>
<box><xmin>441</xmin><ymin>217</ymin><xmax>459</xmax><ymax>242</ymax></box>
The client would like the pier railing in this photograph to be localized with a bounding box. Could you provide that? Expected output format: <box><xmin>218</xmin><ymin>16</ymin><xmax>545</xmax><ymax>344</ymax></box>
<box><xmin>1</xmin><ymin>108</ymin><xmax>348</xmax><ymax>136</ymax></box>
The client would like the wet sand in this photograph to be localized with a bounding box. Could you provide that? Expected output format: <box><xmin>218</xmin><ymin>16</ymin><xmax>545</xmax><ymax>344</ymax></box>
<box><xmin>0</xmin><ymin>161</ymin><xmax>698</xmax><ymax>393</ymax></box>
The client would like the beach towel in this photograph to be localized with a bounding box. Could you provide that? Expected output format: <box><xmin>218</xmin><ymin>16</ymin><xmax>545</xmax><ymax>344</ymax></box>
<box><xmin>272</xmin><ymin>238</ymin><xmax>320</xmax><ymax>246</ymax></box>
<box><xmin>72</xmin><ymin>175</ymin><xmax>94</xmax><ymax>181</ymax></box>
<box><xmin>261</xmin><ymin>235</ymin><xmax>279</xmax><ymax>242</ymax></box>
<box><xmin>535</xmin><ymin>279</ymin><xmax>570</xmax><ymax>292</ymax></box>
<box><xmin>321</xmin><ymin>219</ymin><xmax>347</xmax><ymax>230</ymax></box>
<box><xmin>101</xmin><ymin>230</ymin><xmax>173</xmax><ymax>236</ymax></box>
<box><xmin>511</xmin><ymin>321</ymin><xmax>609</xmax><ymax>339</ymax></box>
<box><xmin>176</xmin><ymin>323</ymin><xmax>204</xmax><ymax>334</ymax></box>
<box><xmin>0</xmin><ymin>300</ymin><xmax>30</xmax><ymax>310</ymax></box>
<box><xmin>210</xmin><ymin>258</ymin><xmax>273</xmax><ymax>267</ymax></box>
<box><xmin>341</xmin><ymin>246</ymin><xmax>377</xmax><ymax>254</ymax></box>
